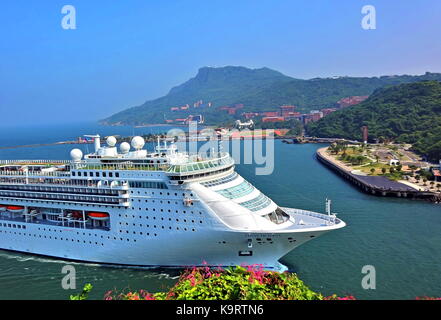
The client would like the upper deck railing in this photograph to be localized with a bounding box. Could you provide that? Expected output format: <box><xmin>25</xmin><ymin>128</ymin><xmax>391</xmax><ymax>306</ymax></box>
<box><xmin>0</xmin><ymin>160</ymin><xmax>70</xmax><ymax>165</ymax></box>
<box><xmin>0</xmin><ymin>152</ymin><xmax>234</xmax><ymax>176</ymax></box>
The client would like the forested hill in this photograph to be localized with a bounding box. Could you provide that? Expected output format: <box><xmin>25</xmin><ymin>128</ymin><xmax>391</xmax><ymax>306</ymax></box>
<box><xmin>101</xmin><ymin>66</ymin><xmax>441</xmax><ymax>126</ymax></box>
<box><xmin>307</xmin><ymin>81</ymin><xmax>441</xmax><ymax>162</ymax></box>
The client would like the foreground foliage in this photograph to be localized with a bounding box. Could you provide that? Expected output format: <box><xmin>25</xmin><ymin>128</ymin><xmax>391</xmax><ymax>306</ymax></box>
<box><xmin>103</xmin><ymin>265</ymin><xmax>323</xmax><ymax>300</ymax></box>
<box><xmin>70</xmin><ymin>265</ymin><xmax>441</xmax><ymax>300</ymax></box>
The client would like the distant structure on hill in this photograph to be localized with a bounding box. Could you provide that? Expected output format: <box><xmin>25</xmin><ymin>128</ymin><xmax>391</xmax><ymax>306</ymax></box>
<box><xmin>361</xmin><ymin>126</ymin><xmax>369</xmax><ymax>143</ymax></box>
<box><xmin>337</xmin><ymin>96</ymin><xmax>369</xmax><ymax>108</ymax></box>
<box><xmin>234</xmin><ymin>119</ymin><xmax>254</xmax><ymax>130</ymax></box>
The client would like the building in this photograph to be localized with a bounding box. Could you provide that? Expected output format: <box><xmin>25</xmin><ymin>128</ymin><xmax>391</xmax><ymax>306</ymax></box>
<box><xmin>218</xmin><ymin>104</ymin><xmax>244</xmax><ymax>115</ymax></box>
<box><xmin>309</xmin><ymin>111</ymin><xmax>323</xmax><ymax>122</ymax></box>
<box><xmin>321</xmin><ymin>108</ymin><xmax>337</xmax><ymax>117</ymax></box>
<box><xmin>361</xmin><ymin>126</ymin><xmax>369</xmax><ymax>143</ymax></box>
<box><xmin>262</xmin><ymin>116</ymin><xmax>285</xmax><ymax>123</ymax></box>
<box><xmin>242</xmin><ymin>112</ymin><xmax>259</xmax><ymax>120</ymax></box>
<box><xmin>283</xmin><ymin>112</ymin><xmax>301</xmax><ymax>120</ymax></box>
<box><xmin>185</xmin><ymin>115</ymin><xmax>204</xmax><ymax>124</ymax></box>
<box><xmin>279</xmin><ymin>105</ymin><xmax>296</xmax><ymax>117</ymax></box>
<box><xmin>262</xmin><ymin>111</ymin><xmax>280</xmax><ymax>117</ymax></box>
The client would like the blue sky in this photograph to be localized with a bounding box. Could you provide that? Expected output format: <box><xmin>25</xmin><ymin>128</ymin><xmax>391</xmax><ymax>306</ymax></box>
<box><xmin>0</xmin><ymin>0</ymin><xmax>440</xmax><ymax>126</ymax></box>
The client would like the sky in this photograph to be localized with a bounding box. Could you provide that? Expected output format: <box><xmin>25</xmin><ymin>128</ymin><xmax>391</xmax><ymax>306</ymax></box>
<box><xmin>0</xmin><ymin>0</ymin><xmax>441</xmax><ymax>126</ymax></box>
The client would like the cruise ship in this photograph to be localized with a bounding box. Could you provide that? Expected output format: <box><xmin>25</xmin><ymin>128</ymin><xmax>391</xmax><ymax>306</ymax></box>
<box><xmin>0</xmin><ymin>135</ymin><xmax>345</xmax><ymax>271</ymax></box>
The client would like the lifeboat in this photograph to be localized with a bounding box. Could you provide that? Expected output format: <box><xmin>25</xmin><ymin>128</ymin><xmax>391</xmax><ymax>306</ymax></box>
<box><xmin>7</xmin><ymin>205</ymin><xmax>25</xmax><ymax>214</ymax></box>
<box><xmin>0</xmin><ymin>205</ymin><xmax>6</xmax><ymax>212</ymax></box>
<box><xmin>87</xmin><ymin>212</ymin><xmax>110</xmax><ymax>221</ymax></box>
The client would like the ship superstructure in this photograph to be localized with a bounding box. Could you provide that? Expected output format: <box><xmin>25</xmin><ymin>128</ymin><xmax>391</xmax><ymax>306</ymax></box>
<box><xmin>0</xmin><ymin>135</ymin><xmax>345</xmax><ymax>270</ymax></box>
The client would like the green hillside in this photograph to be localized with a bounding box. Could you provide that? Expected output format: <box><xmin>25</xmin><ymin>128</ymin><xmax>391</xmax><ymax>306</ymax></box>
<box><xmin>101</xmin><ymin>66</ymin><xmax>441</xmax><ymax>126</ymax></box>
<box><xmin>307</xmin><ymin>81</ymin><xmax>441</xmax><ymax>162</ymax></box>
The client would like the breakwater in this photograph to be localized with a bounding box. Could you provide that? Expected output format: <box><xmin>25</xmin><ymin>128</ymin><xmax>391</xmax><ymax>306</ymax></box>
<box><xmin>316</xmin><ymin>147</ymin><xmax>438</xmax><ymax>201</ymax></box>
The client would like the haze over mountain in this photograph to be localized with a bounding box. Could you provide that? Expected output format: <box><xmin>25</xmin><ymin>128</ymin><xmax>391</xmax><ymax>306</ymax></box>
<box><xmin>102</xmin><ymin>66</ymin><xmax>441</xmax><ymax>126</ymax></box>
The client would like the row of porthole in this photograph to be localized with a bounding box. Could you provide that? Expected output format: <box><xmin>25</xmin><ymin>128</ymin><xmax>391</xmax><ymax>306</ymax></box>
<box><xmin>131</xmin><ymin>199</ymin><xmax>197</xmax><ymax>208</ymax></box>
<box><xmin>0</xmin><ymin>229</ymin><xmax>105</xmax><ymax>246</ymax></box>
<box><xmin>0</xmin><ymin>228</ymin><xmax>163</xmax><ymax>243</ymax></box>
<box><xmin>118</xmin><ymin>225</ymin><xmax>196</xmax><ymax>233</ymax></box>
<box><xmin>122</xmin><ymin>210</ymin><xmax>203</xmax><ymax>217</ymax></box>
<box><xmin>37</xmin><ymin>227</ymin><xmax>106</xmax><ymax>238</ymax></box>
<box><xmin>119</xmin><ymin>217</ymin><xmax>201</xmax><ymax>225</ymax></box>
<box><xmin>130</xmin><ymin>191</ymin><xmax>194</xmax><ymax>197</ymax></box>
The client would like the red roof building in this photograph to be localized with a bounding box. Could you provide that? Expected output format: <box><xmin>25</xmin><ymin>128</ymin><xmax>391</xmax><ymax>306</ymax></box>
<box><xmin>283</xmin><ymin>111</ymin><xmax>301</xmax><ymax>119</ymax></box>
<box><xmin>262</xmin><ymin>111</ymin><xmax>280</xmax><ymax>117</ymax></box>
<box><xmin>262</xmin><ymin>116</ymin><xmax>285</xmax><ymax>123</ymax></box>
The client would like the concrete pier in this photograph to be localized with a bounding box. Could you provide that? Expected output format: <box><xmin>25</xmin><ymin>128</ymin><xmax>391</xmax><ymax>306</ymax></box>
<box><xmin>316</xmin><ymin>147</ymin><xmax>436</xmax><ymax>201</ymax></box>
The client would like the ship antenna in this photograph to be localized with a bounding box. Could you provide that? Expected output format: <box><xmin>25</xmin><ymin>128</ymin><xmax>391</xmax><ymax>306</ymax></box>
<box><xmin>217</xmin><ymin>133</ymin><xmax>223</xmax><ymax>155</ymax></box>
<box><xmin>326</xmin><ymin>198</ymin><xmax>331</xmax><ymax>216</ymax></box>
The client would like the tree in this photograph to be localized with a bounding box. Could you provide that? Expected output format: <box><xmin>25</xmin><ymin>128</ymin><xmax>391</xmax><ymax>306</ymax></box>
<box><xmin>370</xmin><ymin>168</ymin><xmax>375</xmax><ymax>175</ymax></box>
<box><xmin>381</xmin><ymin>167</ymin><xmax>387</xmax><ymax>174</ymax></box>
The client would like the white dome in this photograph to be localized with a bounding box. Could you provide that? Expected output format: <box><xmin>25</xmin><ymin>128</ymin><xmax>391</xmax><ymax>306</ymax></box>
<box><xmin>70</xmin><ymin>149</ymin><xmax>83</xmax><ymax>161</ymax></box>
<box><xmin>120</xmin><ymin>142</ymin><xmax>130</xmax><ymax>154</ymax></box>
<box><xmin>131</xmin><ymin>136</ymin><xmax>145</xmax><ymax>150</ymax></box>
<box><xmin>106</xmin><ymin>136</ymin><xmax>117</xmax><ymax>147</ymax></box>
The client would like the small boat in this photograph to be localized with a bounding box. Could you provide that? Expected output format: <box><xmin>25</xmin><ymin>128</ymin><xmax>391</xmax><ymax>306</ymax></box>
<box><xmin>7</xmin><ymin>206</ymin><xmax>25</xmax><ymax>214</ymax></box>
<box><xmin>87</xmin><ymin>212</ymin><xmax>110</xmax><ymax>220</ymax></box>
<box><xmin>0</xmin><ymin>205</ymin><xmax>6</xmax><ymax>212</ymax></box>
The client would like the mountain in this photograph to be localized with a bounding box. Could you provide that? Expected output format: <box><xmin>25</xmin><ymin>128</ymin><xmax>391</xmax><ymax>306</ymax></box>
<box><xmin>307</xmin><ymin>81</ymin><xmax>441</xmax><ymax>162</ymax></box>
<box><xmin>101</xmin><ymin>66</ymin><xmax>441</xmax><ymax>126</ymax></box>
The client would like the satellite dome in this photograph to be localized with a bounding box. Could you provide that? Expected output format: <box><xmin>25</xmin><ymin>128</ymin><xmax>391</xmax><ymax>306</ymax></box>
<box><xmin>120</xmin><ymin>142</ymin><xmax>130</xmax><ymax>154</ymax></box>
<box><xmin>131</xmin><ymin>136</ymin><xmax>145</xmax><ymax>150</ymax></box>
<box><xmin>106</xmin><ymin>136</ymin><xmax>117</xmax><ymax>147</ymax></box>
<box><xmin>70</xmin><ymin>149</ymin><xmax>83</xmax><ymax>161</ymax></box>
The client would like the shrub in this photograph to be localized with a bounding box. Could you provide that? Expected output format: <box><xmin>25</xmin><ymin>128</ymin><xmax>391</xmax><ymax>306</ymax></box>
<box><xmin>102</xmin><ymin>265</ymin><xmax>323</xmax><ymax>300</ymax></box>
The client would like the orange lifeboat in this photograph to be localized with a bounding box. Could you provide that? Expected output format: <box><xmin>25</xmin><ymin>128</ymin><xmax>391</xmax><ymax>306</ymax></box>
<box><xmin>7</xmin><ymin>205</ymin><xmax>24</xmax><ymax>213</ymax></box>
<box><xmin>87</xmin><ymin>212</ymin><xmax>110</xmax><ymax>220</ymax></box>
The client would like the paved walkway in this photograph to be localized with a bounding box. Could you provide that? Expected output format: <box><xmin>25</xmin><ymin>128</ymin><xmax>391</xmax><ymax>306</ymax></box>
<box><xmin>317</xmin><ymin>147</ymin><xmax>418</xmax><ymax>192</ymax></box>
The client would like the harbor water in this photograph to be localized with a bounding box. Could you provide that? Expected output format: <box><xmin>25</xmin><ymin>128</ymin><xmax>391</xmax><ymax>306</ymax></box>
<box><xmin>0</xmin><ymin>122</ymin><xmax>440</xmax><ymax>300</ymax></box>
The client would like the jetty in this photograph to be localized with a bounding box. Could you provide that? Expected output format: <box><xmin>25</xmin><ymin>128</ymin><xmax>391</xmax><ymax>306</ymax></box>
<box><xmin>316</xmin><ymin>147</ymin><xmax>437</xmax><ymax>201</ymax></box>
